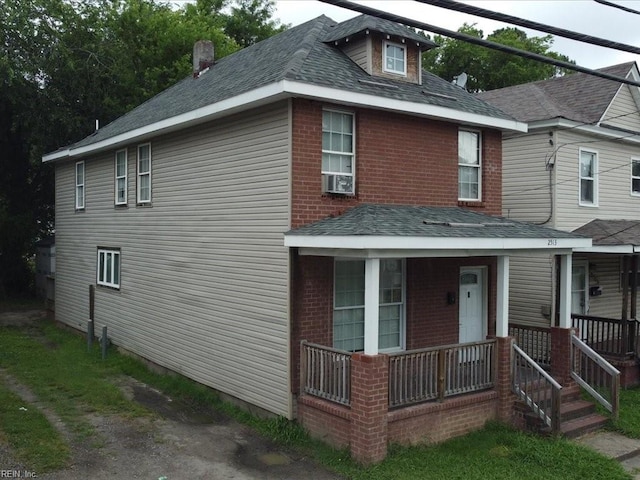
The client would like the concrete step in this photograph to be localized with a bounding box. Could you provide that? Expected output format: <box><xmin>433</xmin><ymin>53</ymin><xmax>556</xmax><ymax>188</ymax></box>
<box><xmin>560</xmin><ymin>399</ymin><xmax>596</xmax><ymax>422</ymax></box>
<box><xmin>560</xmin><ymin>413</ymin><xmax>609</xmax><ymax>439</ymax></box>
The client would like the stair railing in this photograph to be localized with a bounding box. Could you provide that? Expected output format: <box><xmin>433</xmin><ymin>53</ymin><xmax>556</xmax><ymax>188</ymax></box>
<box><xmin>570</xmin><ymin>334</ymin><xmax>620</xmax><ymax>420</ymax></box>
<box><xmin>512</xmin><ymin>343</ymin><xmax>562</xmax><ymax>433</ymax></box>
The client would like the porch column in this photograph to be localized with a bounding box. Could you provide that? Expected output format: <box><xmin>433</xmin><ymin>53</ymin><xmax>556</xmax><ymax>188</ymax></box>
<box><xmin>552</xmin><ymin>253</ymin><xmax>575</xmax><ymax>385</ymax></box>
<box><xmin>558</xmin><ymin>253</ymin><xmax>572</xmax><ymax>329</ymax></box>
<box><xmin>364</xmin><ymin>258</ymin><xmax>380</xmax><ymax>355</ymax></box>
<box><xmin>496</xmin><ymin>255</ymin><xmax>509</xmax><ymax>337</ymax></box>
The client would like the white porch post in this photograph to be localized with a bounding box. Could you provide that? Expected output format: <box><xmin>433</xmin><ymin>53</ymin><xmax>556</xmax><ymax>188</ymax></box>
<box><xmin>364</xmin><ymin>258</ymin><xmax>380</xmax><ymax>355</ymax></box>
<box><xmin>558</xmin><ymin>253</ymin><xmax>573</xmax><ymax>329</ymax></box>
<box><xmin>496</xmin><ymin>255</ymin><xmax>510</xmax><ymax>338</ymax></box>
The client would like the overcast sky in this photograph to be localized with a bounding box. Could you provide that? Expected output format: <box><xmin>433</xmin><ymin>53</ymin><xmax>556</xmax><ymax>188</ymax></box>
<box><xmin>274</xmin><ymin>0</ymin><xmax>640</xmax><ymax>70</ymax></box>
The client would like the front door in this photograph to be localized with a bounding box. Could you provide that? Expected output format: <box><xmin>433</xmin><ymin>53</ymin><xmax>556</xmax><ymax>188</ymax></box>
<box><xmin>459</xmin><ymin>268</ymin><xmax>485</xmax><ymax>344</ymax></box>
<box><xmin>572</xmin><ymin>262</ymin><xmax>588</xmax><ymax>315</ymax></box>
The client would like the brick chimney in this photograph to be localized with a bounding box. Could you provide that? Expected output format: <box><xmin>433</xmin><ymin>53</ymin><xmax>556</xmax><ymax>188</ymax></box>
<box><xmin>193</xmin><ymin>40</ymin><xmax>214</xmax><ymax>77</ymax></box>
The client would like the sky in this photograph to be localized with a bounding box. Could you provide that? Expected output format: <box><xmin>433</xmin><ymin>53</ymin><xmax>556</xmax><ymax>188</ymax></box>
<box><xmin>274</xmin><ymin>0</ymin><xmax>640</xmax><ymax>70</ymax></box>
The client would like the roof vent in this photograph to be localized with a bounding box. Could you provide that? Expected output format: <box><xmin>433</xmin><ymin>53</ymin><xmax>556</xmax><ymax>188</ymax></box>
<box><xmin>193</xmin><ymin>40</ymin><xmax>214</xmax><ymax>77</ymax></box>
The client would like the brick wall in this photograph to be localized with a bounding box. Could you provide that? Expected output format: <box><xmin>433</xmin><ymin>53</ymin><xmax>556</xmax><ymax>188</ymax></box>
<box><xmin>291</xmin><ymin>99</ymin><xmax>503</xmax><ymax>229</ymax></box>
<box><xmin>298</xmin><ymin>396</ymin><xmax>351</xmax><ymax>448</ymax></box>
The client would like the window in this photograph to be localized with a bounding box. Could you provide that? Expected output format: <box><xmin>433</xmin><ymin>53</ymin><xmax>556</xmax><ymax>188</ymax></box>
<box><xmin>579</xmin><ymin>148</ymin><xmax>598</xmax><ymax>206</ymax></box>
<box><xmin>322</xmin><ymin>110</ymin><xmax>354</xmax><ymax>194</ymax></box>
<box><xmin>137</xmin><ymin>143</ymin><xmax>151</xmax><ymax>204</ymax></box>
<box><xmin>333</xmin><ymin>259</ymin><xmax>404</xmax><ymax>352</ymax></box>
<box><xmin>97</xmin><ymin>248</ymin><xmax>120</xmax><ymax>288</ymax></box>
<box><xmin>383</xmin><ymin>41</ymin><xmax>406</xmax><ymax>75</ymax></box>
<box><xmin>631</xmin><ymin>158</ymin><xmax>640</xmax><ymax>196</ymax></box>
<box><xmin>75</xmin><ymin>161</ymin><xmax>85</xmax><ymax>210</ymax></box>
<box><xmin>458</xmin><ymin>130</ymin><xmax>481</xmax><ymax>201</ymax></box>
<box><xmin>115</xmin><ymin>149</ymin><xmax>127</xmax><ymax>205</ymax></box>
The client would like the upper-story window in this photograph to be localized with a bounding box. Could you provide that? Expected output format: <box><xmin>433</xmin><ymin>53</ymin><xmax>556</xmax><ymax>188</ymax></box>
<box><xmin>137</xmin><ymin>143</ymin><xmax>151</xmax><ymax>204</ymax></box>
<box><xmin>631</xmin><ymin>158</ymin><xmax>640</xmax><ymax>196</ymax></box>
<box><xmin>115</xmin><ymin>149</ymin><xmax>127</xmax><ymax>205</ymax></box>
<box><xmin>579</xmin><ymin>148</ymin><xmax>598</xmax><ymax>206</ymax></box>
<box><xmin>458</xmin><ymin>130</ymin><xmax>481</xmax><ymax>201</ymax></box>
<box><xmin>322</xmin><ymin>110</ymin><xmax>355</xmax><ymax>195</ymax></box>
<box><xmin>75</xmin><ymin>161</ymin><xmax>85</xmax><ymax>210</ymax></box>
<box><xmin>383</xmin><ymin>41</ymin><xmax>406</xmax><ymax>76</ymax></box>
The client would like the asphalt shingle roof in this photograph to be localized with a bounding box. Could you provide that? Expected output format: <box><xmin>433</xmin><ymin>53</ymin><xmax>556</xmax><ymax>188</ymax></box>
<box><xmin>476</xmin><ymin>62</ymin><xmax>636</xmax><ymax>124</ymax></box>
<box><xmin>285</xmin><ymin>204</ymin><xmax>587</xmax><ymax>240</ymax></box>
<box><xmin>573</xmin><ymin>219</ymin><xmax>640</xmax><ymax>246</ymax></box>
<box><xmin>66</xmin><ymin>14</ymin><xmax>514</xmax><ymax>151</ymax></box>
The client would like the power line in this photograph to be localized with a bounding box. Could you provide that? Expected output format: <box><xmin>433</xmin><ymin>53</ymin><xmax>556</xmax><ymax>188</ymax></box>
<box><xmin>317</xmin><ymin>0</ymin><xmax>640</xmax><ymax>88</ymax></box>
<box><xmin>416</xmin><ymin>0</ymin><xmax>640</xmax><ymax>55</ymax></box>
<box><xmin>594</xmin><ymin>0</ymin><xmax>640</xmax><ymax>16</ymax></box>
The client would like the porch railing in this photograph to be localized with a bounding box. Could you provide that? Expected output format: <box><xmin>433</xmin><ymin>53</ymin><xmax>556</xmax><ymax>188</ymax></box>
<box><xmin>300</xmin><ymin>341</ymin><xmax>351</xmax><ymax>406</ymax></box>
<box><xmin>509</xmin><ymin>324</ymin><xmax>551</xmax><ymax>367</ymax></box>
<box><xmin>389</xmin><ymin>339</ymin><xmax>496</xmax><ymax>408</ymax></box>
<box><xmin>570</xmin><ymin>334</ymin><xmax>620</xmax><ymax>419</ymax></box>
<box><xmin>572</xmin><ymin>314</ymin><xmax>638</xmax><ymax>357</ymax></box>
<box><xmin>512</xmin><ymin>343</ymin><xmax>562</xmax><ymax>433</ymax></box>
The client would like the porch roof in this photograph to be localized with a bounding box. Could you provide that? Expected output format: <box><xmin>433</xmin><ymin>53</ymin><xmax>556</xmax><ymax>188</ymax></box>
<box><xmin>573</xmin><ymin>219</ymin><xmax>640</xmax><ymax>253</ymax></box>
<box><xmin>285</xmin><ymin>204</ymin><xmax>591</xmax><ymax>257</ymax></box>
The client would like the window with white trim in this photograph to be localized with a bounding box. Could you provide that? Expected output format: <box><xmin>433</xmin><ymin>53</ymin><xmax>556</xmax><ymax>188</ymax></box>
<box><xmin>322</xmin><ymin>110</ymin><xmax>354</xmax><ymax>194</ymax></box>
<box><xmin>115</xmin><ymin>149</ymin><xmax>127</xmax><ymax>205</ymax></box>
<box><xmin>579</xmin><ymin>148</ymin><xmax>598</xmax><ymax>206</ymax></box>
<box><xmin>137</xmin><ymin>143</ymin><xmax>151</xmax><ymax>204</ymax></box>
<box><xmin>333</xmin><ymin>259</ymin><xmax>404</xmax><ymax>352</ymax></box>
<box><xmin>383</xmin><ymin>41</ymin><xmax>406</xmax><ymax>76</ymax></box>
<box><xmin>97</xmin><ymin>248</ymin><xmax>120</xmax><ymax>289</ymax></box>
<box><xmin>458</xmin><ymin>130</ymin><xmax>481</xmax><ymax>201</ymax></box>
<box><xmin>631</xmin><ymin>158</ymin><xmax>640</xmax><ymax>196</ymax></box>
<box><xmin>75</xmin><ymin>161</ymin><xmax>85</xmax><ymax>210</ymax></box>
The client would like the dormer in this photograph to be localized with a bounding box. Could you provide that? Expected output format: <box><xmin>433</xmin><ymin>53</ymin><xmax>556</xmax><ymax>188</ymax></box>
<box><xmin>324</xmin><ymin>15</ymin><xmax>436</xmax><ymax>85</ymax></box>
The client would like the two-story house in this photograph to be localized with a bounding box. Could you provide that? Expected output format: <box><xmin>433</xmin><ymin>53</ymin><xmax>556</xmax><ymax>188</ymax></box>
<box><xmin>479</xmin><ymin>62</ymin><xmax>640</xmax><ymax>385</ymax></box>
<box><xmin>43</xmin><ymin>15</ymin><xmax>590</xmax><ymax>463</ymax></box>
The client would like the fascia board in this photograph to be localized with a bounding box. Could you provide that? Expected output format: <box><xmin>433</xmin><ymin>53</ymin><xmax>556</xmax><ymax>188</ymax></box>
<box><xmin>527</xmin><ymin>119</ymin><xmax>640</xmax><ymax>144</ymax></box>
<box><xmin>284</xmin><ymin>234</ymin><xmax>591</xmax><ymax>250</ymax></box>
<box><xmin>574</xmin><ymin>245</ymin><xmax>635</xmax><ymax>254</ymax></box>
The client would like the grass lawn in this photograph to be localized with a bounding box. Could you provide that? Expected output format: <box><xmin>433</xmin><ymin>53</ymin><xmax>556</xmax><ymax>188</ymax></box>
<box><xmin>0</xmin><ymin>316</ymin><xmax>632</xmax><ymax>479</ymax></box>
<box><xmin>613</xmin><ymin>387</ymin><xmax>640</xmax><ymax>438</ymax></box>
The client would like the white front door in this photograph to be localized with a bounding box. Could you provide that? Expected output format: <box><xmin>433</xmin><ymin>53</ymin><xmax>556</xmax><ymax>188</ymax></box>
<box><xmin>459</xmin><ymin>268</ymin><xmax>485</xmax><ymax>344</ymax></box>
<box><xmin>572</xmin><ymin>262</ymin><xmax>588</xmax><ymax>315</ymax></box>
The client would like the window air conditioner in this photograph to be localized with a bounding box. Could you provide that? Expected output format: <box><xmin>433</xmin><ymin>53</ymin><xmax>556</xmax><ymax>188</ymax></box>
<box><xmin>322</xmin><ymin>174</ymin><xmax>353</xmax><ymax>195</ymax></box>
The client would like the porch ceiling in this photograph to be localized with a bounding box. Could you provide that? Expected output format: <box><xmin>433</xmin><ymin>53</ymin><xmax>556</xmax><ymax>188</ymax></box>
<box><xmin>285</xmin><ymin>204</ymin><xmax>591</xmax><ymax>257</ymax></box>
<box><xmin>573</xmin><ymin>219</ymin><xmax>640</xmax><ymax>254</ymax></box>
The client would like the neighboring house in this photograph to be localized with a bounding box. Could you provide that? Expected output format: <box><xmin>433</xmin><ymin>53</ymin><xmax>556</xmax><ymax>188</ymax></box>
<box><xmin>43</xmin><ymin>15</ymin><xmax>590</xmax><ymax>463</ymax></box>
<box><xmin>35</xmin><ymin>236</ymin><xmax>55</xmax><ymax>310</ymax></box>
<box><xmin>479</xmin><ymin>62</ymin><xmax>640</xmax><ymax>383</ymax></box>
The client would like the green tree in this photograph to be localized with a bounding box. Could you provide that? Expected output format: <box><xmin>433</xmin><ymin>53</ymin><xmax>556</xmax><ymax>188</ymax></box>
<box><xmin>423</xmin><ymin>24</ymin><xmax>575</xmax><ymax>92</ymax></box>
<box><xmin>224</xmin><ymin>0</ymin><xmax>287</xmax><ymax>47</ymax></box>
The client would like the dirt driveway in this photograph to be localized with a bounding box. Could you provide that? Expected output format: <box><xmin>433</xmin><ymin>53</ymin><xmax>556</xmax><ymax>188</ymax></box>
<box><xmin>0</xmin><ymin>311</ymin><xmax>343</xmax><ymax>480</ymax></box>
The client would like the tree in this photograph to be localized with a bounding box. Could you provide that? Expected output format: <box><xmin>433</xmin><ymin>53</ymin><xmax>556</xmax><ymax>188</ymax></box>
<box><xmin>423</xmin><ymin>24</ymin><xmax>575</xmax><ymax>92</ymax></box>
<box><xmin>0</xmin><ymin>0</ymin><xmax>286</xmax><ymax>298</ymax></box>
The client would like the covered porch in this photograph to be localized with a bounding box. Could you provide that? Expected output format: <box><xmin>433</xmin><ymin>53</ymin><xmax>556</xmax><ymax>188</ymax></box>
<box><xmin>285</xmin><ymin>205</ymin><xmax>590</xmax><ymax>464</ymax></box>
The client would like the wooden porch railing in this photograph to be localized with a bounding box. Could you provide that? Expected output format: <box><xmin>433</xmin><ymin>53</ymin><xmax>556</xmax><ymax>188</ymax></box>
<box><xmin>512</xmin><ymin>343</ymin><xmax>562</xmax><ymax>433</ymax></box>
<box><xmin>572</xmin><ymin>314</ymin><xmax>638</xmax><ymax>357</ymax></box>
<box><xmin>388</xmin><ymin>339</ymin><xmax>496</xmax><ymax>408</ymax></box>
<box><xmin>300</xmin><ymin>341</ymin><xmax>351</xmax><ymax>406</ymax></box>
<box><xmin>571</xmin><ymin>334</ymin><xmax>620</xmax><ymax>419</ymax></box>
<box><xmin>509</xmin><ymin>324</ymin><xmax>551</xmax><ymax>367</ymax></box>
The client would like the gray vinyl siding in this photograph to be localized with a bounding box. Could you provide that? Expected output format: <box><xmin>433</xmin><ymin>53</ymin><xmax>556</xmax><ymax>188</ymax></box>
<box><xmin>602</xmin><ymin>84</ymin><xmax>640</xmax><ymax>132</ymax></box>
<box><xmin>342</xmin><ymin>38</ymin><xmax>371</xmax><ymax>74</ymax></box>
<box><xmin>54</xmin><ymin>101</ymin><xmax>292</xmax><ymax>417</ymax></box>
<box><xmin>508</xmin><ymin>254</ymin><xmax>554</xmax><ymax>327</ymax></box>
<box><xmin>502</xmin><ymin>132</ymin><xmax>554</xmax><ymax>223</ymax></box>
<box><xmin>554</xmin><ymin>130</ymin><xmax>640</xmax><ymax>231</ymax></box>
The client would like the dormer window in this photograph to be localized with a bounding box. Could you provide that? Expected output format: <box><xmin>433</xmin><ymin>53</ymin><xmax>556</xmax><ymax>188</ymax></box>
<box><xmin>383</xmin><ymin>41</ymin><xmax>406</xmax><ymax>76</ymax></box>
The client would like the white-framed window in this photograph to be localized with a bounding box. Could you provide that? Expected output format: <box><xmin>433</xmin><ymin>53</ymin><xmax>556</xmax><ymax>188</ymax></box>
<box><xmin>115</xmin><ymin>149</ymin><xmax>127</xmax><ymax>205</ymax></box>
<box><xmin>322</xmin><ymin>110</ymin><xmax>355</xmax><ymax>194</ymax></box>
<box><xmin>383</xmin><ymin>41</ymin><xmax>406</xmax><ymax>76</ymax></box>
<box><xmin>333</xmin><ymin>259</ymin><xmax>405</xmax><ymax>352</ymax></box>
<box><xmin>458</xmin><ymin>130</ymin><xmax>481</xmax><ymax>201</ymax></box>
<box><xmin>631</xmin><ymin>158</ymin><xmax>640</xmax><ymax>196</ymax></box>
<box><xmin>579</xmin><ymin>148</ymin><xmax>598</xmax><ymax>206</ymax></box>
<box><xmin>97</xmin><ymin>248</ymin><xmax>120</xmax><ymax>289</ymax></box>
<box><xmin>75</xmin><ymin>161</ymin><xmax>85</xmax><ymax>210</ymax></box>
<box><xmin>137</xmin><ymin>143</ymin><xmax>151</xmax><ymax>204</ymax></box>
